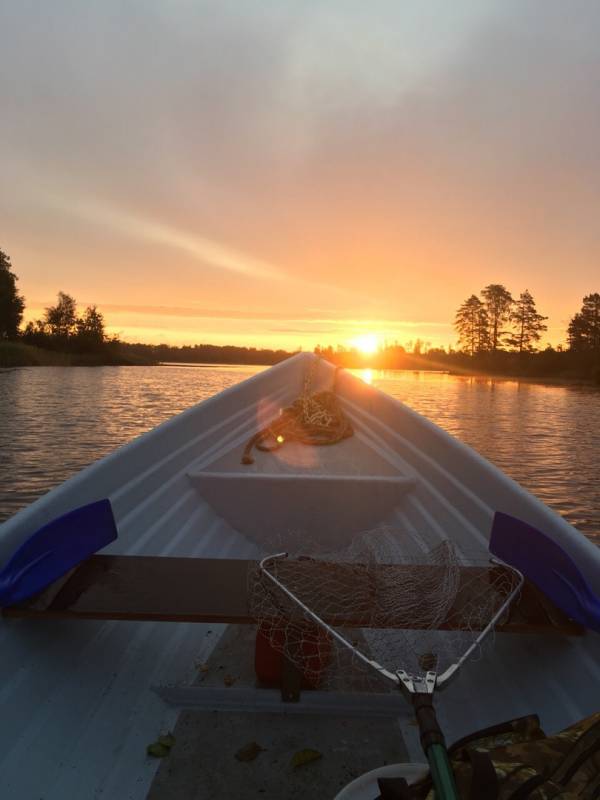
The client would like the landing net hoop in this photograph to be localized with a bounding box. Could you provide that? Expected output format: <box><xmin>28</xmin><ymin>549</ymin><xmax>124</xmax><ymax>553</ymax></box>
<box><xmin>251</xmin><ymin>531</ymin><xmax>524</xmax><ymax>800</ymax></box>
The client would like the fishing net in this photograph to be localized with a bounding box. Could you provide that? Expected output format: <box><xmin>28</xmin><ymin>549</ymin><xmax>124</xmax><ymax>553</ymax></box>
<box><xmin>248</xmin><ymin>526</ymin><xmax>523</xmax><ymax>693</ymax></box>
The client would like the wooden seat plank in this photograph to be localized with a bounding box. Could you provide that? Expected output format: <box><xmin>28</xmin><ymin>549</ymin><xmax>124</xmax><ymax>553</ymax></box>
<box><xmin>3</xmin><ymin>556</ymin><xmax>252</xmax><ymax>623</ymax></box>
<box><xmin>1</xmin><ymin>555</ymin><xmax>583</xmax><ymax>635</ymax></box>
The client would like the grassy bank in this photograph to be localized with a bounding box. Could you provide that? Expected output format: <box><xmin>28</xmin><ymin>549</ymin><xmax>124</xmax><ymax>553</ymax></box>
<box><xmin>0</xmin><ymin>341</ymin><xmax>156</xmax><ymax>367</ymax></box>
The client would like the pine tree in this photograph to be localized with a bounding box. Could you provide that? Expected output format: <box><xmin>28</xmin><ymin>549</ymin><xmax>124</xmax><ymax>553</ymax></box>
<box><xmin>0</xmin><ymin>249</ymin><xmax>25</xmax><ymax>339</ymax></box>
<box><xmin>568</xmin><ymin>293</ymin><xmax>600</xmax><ymax>352</ymax></box>
<box><xmin>508</xmin><ymin>290</ymin><xmax>548</xmax><ymax>353</ymax></box>
<box><xmin>481</xmin><ymin>284</ymin><xmax>513</xmax><ymax>353</ymax></box>
<box><xmin>455</xmin><ymin>295</ymin><xmax>489</xmax><ymax>355</ymax></box>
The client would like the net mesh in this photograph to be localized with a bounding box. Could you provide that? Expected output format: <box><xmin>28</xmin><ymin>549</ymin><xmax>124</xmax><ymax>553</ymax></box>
<box><xmin>249</xmin><ymin>526</ymin><xmax>522</xmax><ymax>692</ymax></box>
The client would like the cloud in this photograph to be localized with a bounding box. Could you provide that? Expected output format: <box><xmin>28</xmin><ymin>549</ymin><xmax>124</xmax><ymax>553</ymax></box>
<box><xmin>2</xmin><ymin>0</ymin><xmax>599</xmax><ymax>347</ymax></box>
<box><xmin>54</xmin><ymin>198</ymin><xmax>285</xmax><ymax>281</ymax></box>
<box><xmin>26</xmin><ymin>299</ymin><xmax>450</xmax><ymax>329</ymax></box>
<box><xmin>269</xmin><ymin>327</ymin><xmax>344</xmax><ymax>335</ymax></box>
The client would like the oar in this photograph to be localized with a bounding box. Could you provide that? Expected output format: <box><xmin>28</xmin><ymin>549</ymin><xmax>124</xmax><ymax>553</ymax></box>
<box><xmin>0</xmin><ymin>498</ymin><xmax>118</xmax><ymax>607</ymax></box>
<box><xmin>489</xmin><ymin>511</ymin><xmax>600</xmax><ymax>633</ymax></box>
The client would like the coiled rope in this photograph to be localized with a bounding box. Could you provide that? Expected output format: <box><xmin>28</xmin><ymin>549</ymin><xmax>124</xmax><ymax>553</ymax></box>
<box><xmin>241</xmin><ymin>366</ymin><xmax>353</xmax><ymax>465</ymax></box>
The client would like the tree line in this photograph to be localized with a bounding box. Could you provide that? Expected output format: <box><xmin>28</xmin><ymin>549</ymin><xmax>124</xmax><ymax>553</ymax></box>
<box><xmin>317</xmin><ymin>285</ymin><xmax>599</xmax><ymax>381</ymax></box>
<box><xmin>122</xmin><ymin>342</ymin><xmax>292</xmax><ymax>366</ymax></box>
<box><xmin>455</xmin><ymin>285</ymin><xmax>547</xmax><ymax>355</ymax></box>
<box><xmin>0</xmin><ymin>247</ymin><xmax>291</xmax><ymax>366</ymax></box>
<box><xmin>455</xmin><ymin>283</ymin><xmax>600</xmax><ymax>357</ymax></box>
<box><xmin>1</xmin><ymin>248</ymin><xmax>112</xmax><ymax>354</ymax></box>
<box><xmin>2</xmin><ymin>245</ymin><xmax>599</xmax><ymax>378</ymax></box>
<box><xmin>22</xmin><ymin>291</ymin><xmax>111</xmax><ymax>353</ymax></box>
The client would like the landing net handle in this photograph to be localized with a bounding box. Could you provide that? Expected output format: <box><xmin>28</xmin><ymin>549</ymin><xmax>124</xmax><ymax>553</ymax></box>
<box><xmin>258</xmin><ymin>552</ymin><xmax>524</xmax><ymax>800</ymax></box>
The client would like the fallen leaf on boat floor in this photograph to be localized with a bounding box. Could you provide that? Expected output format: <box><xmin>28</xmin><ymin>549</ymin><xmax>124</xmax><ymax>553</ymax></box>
<box><xmin>147</xmin><ymin>743</ymin><xmax>170</xmax><ymax>758</ymax></box>
<box><xmin>223</xmin><ymin>674</ymin><xmax>236</xmax><ymax>686</ymax></box>
<box><xmin>291</xmin><ymin>748</ymin><xmax>322</xmax><ymax>768</ymax></box>
<box><xmin>235</xmin><ymin>742</ymin><xmax>265</xmax><ymax>762</ymax></box>
<box><xmin>146</xmin><ymin>731</ymin><xmax>175</xmax><ymax>758</ymax></box>
<box><xmin>147</xmin><ymin>732</ymin><xmax>176</xmax><ymax>758</ymax></box>
<box><xmin>196</xmin><ymin>662</ymin><xmax>210</xmax><ymax>673</ymax></box>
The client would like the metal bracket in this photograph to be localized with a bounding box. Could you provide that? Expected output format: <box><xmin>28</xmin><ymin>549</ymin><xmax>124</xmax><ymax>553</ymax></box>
<box><xmin>396</xmin><ymin>670</ymin><xmax>437</xmax><ymax>697</ymax></box>
<box><xmin>153</xmin><ymin>686</ymin><xmax>411</xmax><ymax>718</ymax></box>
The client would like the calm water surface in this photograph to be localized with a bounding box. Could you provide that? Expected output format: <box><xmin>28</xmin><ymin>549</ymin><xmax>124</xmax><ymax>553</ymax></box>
<box><xmin>1</xmin><ymin>365</ymin><xmax>598</xmax><ymax>544</ymax></box>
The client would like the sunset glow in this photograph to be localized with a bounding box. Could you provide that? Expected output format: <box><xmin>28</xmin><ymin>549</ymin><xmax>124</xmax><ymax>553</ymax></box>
<box><xmin>2</xmin><ymin>3</ymin><xmax>599</xmax><ymax>352</ymax></box>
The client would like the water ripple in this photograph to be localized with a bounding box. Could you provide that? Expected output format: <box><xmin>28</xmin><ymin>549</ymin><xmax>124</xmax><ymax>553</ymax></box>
<box><xmin>0</xmin><ymin>365</ymin><xmax>263</xmax><ymax>523</ymax></box>
<box><xmin>1</xmin><ymin>366</ymin><xmax>599</xmax><ymax>546</ymax></box>
<box><xmin>356</xmin><ymin>370</ymin><xmax>600</xmax><ymax>545</ymax></box>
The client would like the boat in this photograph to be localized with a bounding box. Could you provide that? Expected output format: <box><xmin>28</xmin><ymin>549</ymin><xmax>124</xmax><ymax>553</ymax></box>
<box><xmin>1</xmin><ymin>352</ymin><xmax>599</xmax><ymax>799</ymax></box>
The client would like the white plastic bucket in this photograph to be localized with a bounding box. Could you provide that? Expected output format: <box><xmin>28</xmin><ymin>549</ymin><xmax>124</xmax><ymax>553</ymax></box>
<box><xmin>334</xmin><ymin>763</ymin><xmax>429</xmax><ymax>800</ymax></box>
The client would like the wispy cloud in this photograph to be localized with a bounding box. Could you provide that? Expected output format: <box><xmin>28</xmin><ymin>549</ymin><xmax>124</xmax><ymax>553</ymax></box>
<box><xmin>39</xmin><ymin>193</ymin><xmax>285</xmax><ymax>281</ymax></box>
<box><xmin>269</xmin><ymin>327</ymin><xmax>345</xmax><ymax>335</ymax></box>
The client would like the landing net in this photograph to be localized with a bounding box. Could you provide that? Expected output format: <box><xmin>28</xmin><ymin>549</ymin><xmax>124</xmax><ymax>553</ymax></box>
<box><xmin>249</xmin><ymin>527</ymin><xmax>523</xmax><ymax>693</ymax></box>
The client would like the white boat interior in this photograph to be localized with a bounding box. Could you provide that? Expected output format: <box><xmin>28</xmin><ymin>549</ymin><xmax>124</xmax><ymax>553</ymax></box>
<box><xmin>1</xmin><ymin>352</ymin><xmax>599</xmax><ymax>799</ymax></box>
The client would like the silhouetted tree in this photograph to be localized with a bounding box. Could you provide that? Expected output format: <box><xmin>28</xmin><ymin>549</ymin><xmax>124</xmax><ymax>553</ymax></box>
<box><xmin>75</xmin><ymin>305</ymin><xmax>105</xmax><ymax>348</ymax></box>
<box><xmin>508</xmin><ymin>290</ymin><xmax>548</xmax><ymax>353</ymax></box>
<box><xmin>481</xmin><ymin>284</ymin><xmax>513</xmax><ymax>353</ymax></box>
<box><xmin>0</xmin><ymin>249</ymin><xmax>25</xmax><ymax>339</ymax></box>
<box><xmin>568</xmin><ymin>293</ymin><xmax>600</xmax><ymax>352</ymax></box>
<box><xmin>455</xmin><ymin>295</ymin><xmax>489</xmax><ymax>355</ymax></box>
<box><xmin>22</xmin><ymin>319</ymin><xmax>49</xmax><ymax>347</ymax></box>
<box><xmin>44</xmin><ymin>292</ymin><xmax>77</xmax><ymax>342</ymax></box>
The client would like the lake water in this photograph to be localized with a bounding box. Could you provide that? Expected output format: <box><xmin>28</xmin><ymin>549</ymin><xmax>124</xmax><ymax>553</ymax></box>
<box><xmin>1</xmin><ymin>364</ymin><xmax>598</xmax><ymax>544</ymax></box>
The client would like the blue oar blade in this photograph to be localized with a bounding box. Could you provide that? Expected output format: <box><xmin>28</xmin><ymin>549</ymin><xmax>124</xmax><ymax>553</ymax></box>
<box><xmin>489</xmin><ymin>511</ymin><xmax>600</xmax><ymax>633</ymax></box>
<box><xmin>0</xmin><ymin>499</ymin><xmax>118</xmax><ymax>606</ymax></box>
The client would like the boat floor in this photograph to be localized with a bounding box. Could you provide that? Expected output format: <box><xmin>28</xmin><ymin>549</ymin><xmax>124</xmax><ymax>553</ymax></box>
<box><xmin>148</xmin><ymin>625</ymin><xmax>411</xmax><ymax>799</ymax></box>
<box><xmin>205</xmin><ymin>433</ymin><xmax>402</xmax><ymax>476</ymax></box>
<box><xmin>2</xmin><ymin>354</ymin><xmax>600</xmax><ymax>800</ymax></box>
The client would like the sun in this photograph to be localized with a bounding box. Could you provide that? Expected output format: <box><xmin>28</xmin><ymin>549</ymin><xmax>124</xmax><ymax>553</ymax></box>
<box><xmin>352</xmin><ymin>333</ymin><xmax>379</xmax><ymax>355</ymax></box>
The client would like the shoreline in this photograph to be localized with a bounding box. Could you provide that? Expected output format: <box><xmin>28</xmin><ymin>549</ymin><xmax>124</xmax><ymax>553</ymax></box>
<box><xmin>351</xmin><ymin>366</ymin><xmax>597</xmax><ymax>389</ymax></box>
<box><xmin>446</xmin><ymin>370</ymin><xmax>597</xmax><ymax>388</ymax></box>
<box><xmin>1</xmin><ymin>342</ymin><xmax>597</xmax><ymax>387</ymax></box>
<box><xmin>0</xmin><ymin>341</ymin><xmax>155</xmax><ymax>368</ymax></box>
<box><xmin>3</xmin><ymin>361</ymin><xmax>596</xmax><ymax>389</ymax></box>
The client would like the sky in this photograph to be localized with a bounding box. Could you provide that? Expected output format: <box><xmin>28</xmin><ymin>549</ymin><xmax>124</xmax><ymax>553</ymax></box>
<box><xmin>1</xmin><ymin>1</ymin><xmax>599</xmax><ymax>351</ymax></box>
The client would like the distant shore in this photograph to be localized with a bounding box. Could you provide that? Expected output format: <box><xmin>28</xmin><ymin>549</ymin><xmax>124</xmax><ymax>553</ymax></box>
<box><xmin>318</xmin><ymin>347</ymin><xmax>600</xmax><ymax>387</ymax></box>
<box><xmin>444</xmin><ymin>368</ymin><xmax>598</xmax><ymax>388</ymax></box>
<box><xmin>344</xmin><ymin>364</ymin><xmax>596</xmax><ymax>388</ymax></box>
<box><xmin>2</xmin><ymin>341</ymin><xmax>598</xmax><ymax>387</ymax></box>
<box><xmin>0</xmin><ymin>341</ymin><xmax>156</xmax><ymax>367</ymax></box>
<box><xmin>0</xmin><ymin>340</ymin><xmax>292</xmax><ymax>369</ymax></box>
